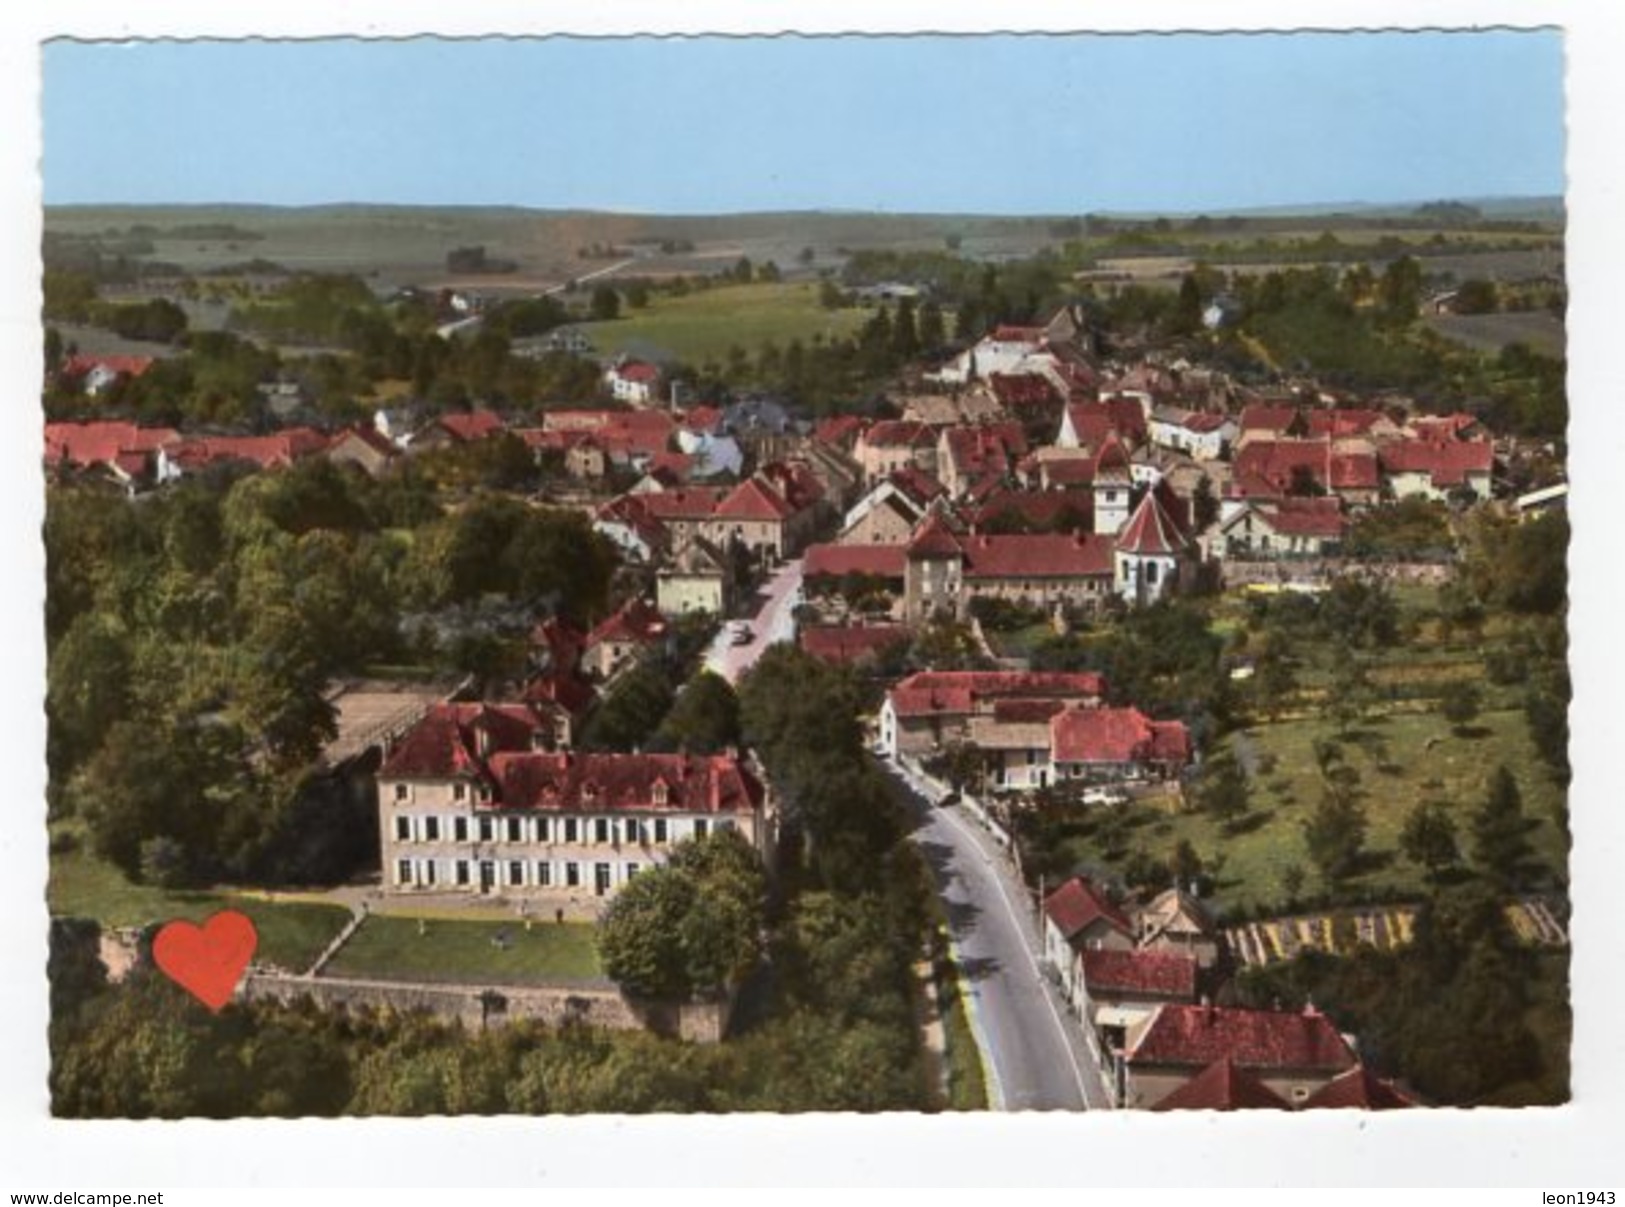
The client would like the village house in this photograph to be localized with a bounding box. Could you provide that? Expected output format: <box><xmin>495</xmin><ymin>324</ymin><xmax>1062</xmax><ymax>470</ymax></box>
<box><xmin>377</xmin><ymin>703</ymin><xmax>776</xmax><ymax>907</ymax></box>
<box><xmin>877</xmin><ymin>669</ymin><xmax>1107</xmax><ymax>759</ymax></box>
<box><xmin>58</xmin><ymin>353</ymin><xmax>156</xmax><ymax>397</ymax></box>
<box><xmin>1048</xmin><ymin>703</ymin><xmax>1192</xmax><ymax>785</ymax></box>
<box><xmin>930</xmin><ymin>324</ymin><xmax>1050</xmax><ymax>385</ymax></box>
<box><xmin>1056</xmin><ymin>399</ymin><xmax>1148</xmax><ymax>453</ymax></box>
<box><xmin>158</xmin><ymin>428</ymin><xmax>331</xmax><ymax>480</ymax></box>
<box><xmin>655</xmin><ymin>537</ymin><xmax>733</xmax><ymax>618</ymax></box>
<box><xmin>1041</xmin><ymin>875</ymin><xmax>1136</xmax><ymax>1004</ymax></box>
<box><xmin>708</xmin><ymin>477</ymin><xmax>797</xmax><ymax>561</ymax></box>
<box><xmin>44</xmin><ymin>420</ymin><xmax>179</xmax><ymax>489</ymax></box>
<box><xmin>1230</xmin><ymin>438</ymin><xmax>1382</xmax><ymax>508</ymax></box>
<box><xmin>605</xmin><ymin>359</ymin><xmax>662</xmax><ymax>405</ymax></box>
<box><xmin>1212</xmin><ymin>496</ymin><xmax>1347</xmax><ymax>561</ymax></box>
<box><xmin>936</xmin><ymin>422</ymin><xmax>1028</xmax><ymax>499</ymax></box>
<box><xmin>853</xmin><ymin>420</ymin><xmax>939</xmax><ymax>484</ymax></box>
<box><xmin>1134</xmin><ymin>885</ymin><xmax>1222</xmax><ymax>969</ymax></box>
<box><xmin>1076</xmin><ymin>948</ymin><xmax>1201</xmax><ymax>1074</ymax></box>
<box><xmin>839</xmin><ymin>469</ymin><xmax>943</xmax><ymax>545</ymax></box>
<box><xmin>410</xmin><ymin>408</ymin><xmax>507</xmax><ymax>451</ymax></box>
<box><xmin>1147</xmin><ymin>405</ymin><xmax>1237</xmax><ymax>461</ymax></box>
<box><xmin>322</xmin><ymin>425</ymin><xmax>400</xmax><ymax>479</ymax></box>
<box><xmin>1115</xmin><ymin>1002</ymin><xmax>1358</xmax><ymax>1109</ymax></box>
<box><xmin>902</xmin><ymin>514</ymin><xmax>1118</xmax><ymax>622</ymax></box>
<box><xmin>1378</xmin><ymin>439</ymin><xmax>1495</xmax><ymax>503</ymax></box>
<box><xmin>582</xmin><ymin>597</ymin><xmax>668</xmax><ymax>681</ymax></box>
<box><xmin>1150</xmin><ymin>1057</ymin><xmax>1292</xmax><ymax>1111</ymax></box>
<box><xmin>626</xmin><ymin>486</ymin><xmax>729</xmax><ymax>550</ymax></box>
<box><xmin>592</xmin><ymin>495</ymin><xmax>670</xmax><ymax>564</ymax></box>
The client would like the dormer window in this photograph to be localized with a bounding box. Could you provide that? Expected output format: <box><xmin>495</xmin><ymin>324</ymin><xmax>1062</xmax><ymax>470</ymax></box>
<box><xmin>454</xmin><ymin>783</ymin><xmax>468</xmax><ymax>802</ymax></box>
<box><xmin>651</xmin><ymin>779</ymin><xmax>669</xmax><ymax>807</ymax></box>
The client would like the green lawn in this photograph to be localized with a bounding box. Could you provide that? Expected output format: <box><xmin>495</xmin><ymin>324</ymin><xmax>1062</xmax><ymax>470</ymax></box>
<box><xmin>48</xmin><ymin>844</ymin><xmax>352</xmax><ymax>973</ymax></box>
<box><xmin>577</xmin><ymin>282</ymin><xmax>869</xmax><ymax>364</ymax></box>
<box><xmin>935</xmin><ymin>951</ymin><xmax>990</xmax><ymax>1111</ymax></box>
<box><xmin>323</xmin><ymin>914</ymin><xmax>604</xmax><ymax>985</ymax></box>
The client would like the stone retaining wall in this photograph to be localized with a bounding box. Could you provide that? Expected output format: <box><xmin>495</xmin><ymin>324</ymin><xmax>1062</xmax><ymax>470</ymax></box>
<box><xmin>240</xmin><ymin>971</ymin><xmax>733</xmax><ymax>1042</ymax></box>
<box><xmin>1221</xmin><ymin>559</ymin><xmax>1453</xmax><ymax>588</ymax></box>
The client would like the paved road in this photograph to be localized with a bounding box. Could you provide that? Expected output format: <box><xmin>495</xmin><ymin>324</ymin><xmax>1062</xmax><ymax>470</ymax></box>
<box><xmin>702</xmin><ymin>560</ymin><xmax>804</xmax><ymax>684</ymax></box>
<box><xmin>883</xmin><ymin>757</ymin><xmax>1114</xmax><ymax>1112</ymax></box>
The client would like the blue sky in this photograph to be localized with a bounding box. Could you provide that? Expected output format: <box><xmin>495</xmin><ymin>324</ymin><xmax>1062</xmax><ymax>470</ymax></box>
<box><xmin>42</xmin><ymin>31</ymin><xmax>1564</xmax><ymax>213</ymax></box>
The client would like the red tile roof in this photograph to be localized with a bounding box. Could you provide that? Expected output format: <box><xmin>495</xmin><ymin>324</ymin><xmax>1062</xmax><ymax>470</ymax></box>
<box><xmin>714</xmin><ymin>478</ymin><xmax>794</xmax><ymax>522</ymax></box>
<box><xmin>1407</xmin><ymin>413</ymin><xmax>1480</xmax><ymax>442</ymax></box>
<box><xmin>990</xmin><ymin>698</ymin><xmax>1069</xmax><ymax>723</ymax></box>
<box><xmin>1239</xmin><ymin>404</ymin><xmax>1299</xmax><ymax>433</ymax></box>
<box><xmin>973</xmin><ymin>489</ymin><xmax>1095</xmax><ymax>531</ymax></box>
<box><xmin>635</xmin><ymin>486</ymin><xmax>728</xmax><ymax>522</ymax></box>
<box><xmin>328</xmin><ymin>425</ymin><xmax>399</xmax><ymax>458</ymax></box>
<box><xmin>988</xmin><ymin>371</ymin><xmax>1061</xmax><ymax>410</ymax></box>
<box><xmin>487</xmin><ymin>751</ymin><xmax>761</xmax><ymax>814</ymax></box>
<box><xmin>612</xmin><ymin>360</ymin><xmax>661</xmax><ymax>384</ymax></box>
<box><xmin>803</xmin><ymin>543</ymin><xmax>908</xmax><ymax>580</ymax></box>
<box><xmin>887</xmin><ymin>670</ymin><xmax>1107</xmax><ymax>719</ymax></box>
<box><xmin>1043</xmin><ymin>876</ymin><xmax>1134</xmax><ymax>942</ymax></box>
<box><xmin>1233</xmin><ymin>439</ymin><xmax>1380</xmax><ymax>495</ymax></box>
<box><xmin>61</xmin><ymin>354</ymin><xmax>156</xmax><ymax>380</ymax></box>
<box><xmin>861</xmin><ymin>420</ymin><xmax>936</xmax><ymax>449</ymax></box>
<box><xmin>941</xmin><ymin>423</ymin><xmax>1027</xmax><ymax>481</ymax></box>
<box><xmin>1378</xmin><ymin>439</ymin><xmax>1494</xmax><ymax>487</ymax></box>
<box><xmin>1305</xmin><ymin>409</ymin><xmax>1384</xmax><ymax>439</ymax></box>
<box><xmin>1182</xmin><ymin>411</ymin><xmax>1233</xmax><ymax>434</ymax></box>
<box><xmin>1081</xmin><ymin>948</ymin><xmax>1198</xmax><ymax>1000</ymax></box>
<box><xmin>1115</xmin><ymin>490</ymin><xmax>1188</xmax><ymax>556</ymax></box>
<box><xmin>1152</xmin><ymin>1058</ymin><xmax>1292</xmax><ymax>1112</ymax></box>
<box><xmin>989</xmin><ymin>324</ymin><xmax>1047</xmax><ymax>344</ymax></box>
<box><xmin>436</xmin><ymin>409</ymin><xmax>506</xmax><ymax>443</ymax></box>
<box><xmin>44</xmin><ymin>421</ymin><xmax>179</xmax><ymax>467</ymax></box>
<box><xmin>814</xmin><ymin>415</ymin><xmax>868</xmax><ymax>448</ymax></box>
<box><xmin>1256</xmin><ymin>497</ymin><xmax>1347</xmax><ymax>539</ymax></box>
<box><xmin>380</xmin><ymin>703</ymin><xmax>556</xmax><ymax>780</ymax></box>
<box><xmin>544</xmin><ymin>408</ymin><xmax>673</xmax><ymax>435</ymax></box>
<box><xmin>799</xmin><ymin>625</ymin><xmax>911</xmax><ymax>664</ymax></box>
<box><xmin>586</xmin><ymin>598</ymin><xmax>668</xmax><ymax>648</ymax></box>
<box><xmin>1050</xmin><ymin>705</ymin><xmax>1191</xmax><ymax>767</ymax></box>
<box><xmin>680</xmin><ymin>405</ymin><xmax>724</xmax><ymax>433</ymax></box>
<box><xmin>960</xmin><ymin>531</ymin><xmax>1114</xmax><ymax>579</ymax></box>
<box><xmin>522</xmin><ymin>669</ymin><xmax>597</xmax><ymax>718</ymax></box>
<box><xmin>165</xmin><ymin>428</ymin><xmax>329</xmax><ymax>471</ymax></box>
<box><xmin>1063</xmin><ymin>403</ymin><xmax>1146</xmax><ymax>450</ymax></box>
<box><xmin>888</xmin><ymin>466</ymin><xmax>947</xmax><ymax>506</ymax></box>
<box><xmin>757</xmin><ymin>461</ymin><xmax>825</xmax><ymax>511</ymax></box>
<box><xmin>1301</xmin><ymin>1064</ymin><xmax>1416</xmax><ymax>1110</ymax></box>
<box><xmin>1128</xmin><ymin>1004</ymin><xmax>1357</xmax><ymax>1074</ymax></box>
<box><xmin>1038</xmin><ymin>455</ymin><xmax>1097</xmax><ymax>487</ymax></box>
<box><xmin>906</xmin><ymin>512</ymin><xmax>966</xmax><ymax>559</ymax></box>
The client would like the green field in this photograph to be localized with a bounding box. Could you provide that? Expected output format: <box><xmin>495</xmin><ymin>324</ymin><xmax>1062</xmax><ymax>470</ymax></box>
<box><xmin>323</xmin><ymin>914</ymin><xmax>604</xmax><ymax>985</ymax></box>
<box><xmin>48</xmin><ymin>843</ymin><xmax>352</xmax><ymax>973</ymax></box>
<box><xmin>572</xmin><ymin>282</ymin><xmax>871</xmax><ymax>364</ymax></box>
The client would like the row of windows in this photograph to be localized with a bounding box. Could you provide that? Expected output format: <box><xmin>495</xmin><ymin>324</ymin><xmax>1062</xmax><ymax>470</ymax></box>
<box><xmin>390</xmin><ymin>813</ymin><xmax>726</xmax><ymax>847</ymax></box>
<box><xmin>393</xmin><ymin>857</ymin><xmax>638</xmax><ymax>896</ymax></box>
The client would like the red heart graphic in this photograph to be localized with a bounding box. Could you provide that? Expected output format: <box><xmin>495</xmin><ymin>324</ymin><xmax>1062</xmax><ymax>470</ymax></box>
<box><xmin>153</xmin><ymin>910</ymin><xmax>258</xmax><ymax>1011</ymax></box>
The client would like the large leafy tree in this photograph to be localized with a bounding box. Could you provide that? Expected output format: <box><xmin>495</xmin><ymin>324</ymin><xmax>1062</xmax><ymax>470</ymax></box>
<box><xmin>596</xmin><ymin>831</ymin><xmax>766</xmax><ymax>1000</ymax></box>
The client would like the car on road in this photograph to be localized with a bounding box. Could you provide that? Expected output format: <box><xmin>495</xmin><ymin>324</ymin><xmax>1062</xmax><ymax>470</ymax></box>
<box><xmin>729</xmin><ymin>622</ymin><xmax>754</xmax><ymax>645</ymax></box>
